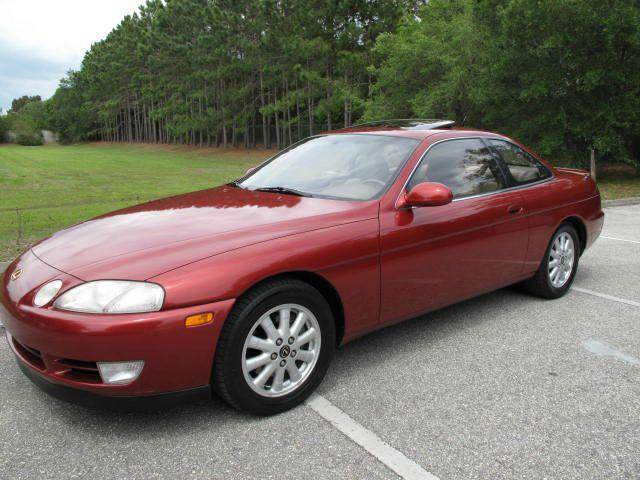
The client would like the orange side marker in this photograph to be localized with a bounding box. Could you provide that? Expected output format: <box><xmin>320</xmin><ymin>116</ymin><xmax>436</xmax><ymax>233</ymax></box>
<box><xmin>185</xmin><ymin>312</ymin><xmax>213</xmax><ymax>327</ymax></box>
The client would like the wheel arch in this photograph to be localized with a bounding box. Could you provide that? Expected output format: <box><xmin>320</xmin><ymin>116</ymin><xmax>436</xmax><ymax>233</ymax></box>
<box><xmin>560</xmin><ymin>216</ymin><xmax>587</xmax><ymax>255</ymax></box>
<box><xmin>238</xmin><ymin>271</ymin><xmax>346</xmax><ymax>346</ymax></box>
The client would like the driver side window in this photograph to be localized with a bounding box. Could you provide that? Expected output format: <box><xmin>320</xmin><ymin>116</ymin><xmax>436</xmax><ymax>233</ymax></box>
<box><xmin>407</xmin><ymin>139</ymin><xmax>506</xmax><ymax>199</ymax></box>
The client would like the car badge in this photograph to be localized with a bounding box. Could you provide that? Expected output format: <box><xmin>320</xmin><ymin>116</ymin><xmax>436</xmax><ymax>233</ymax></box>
<box><xmin>10</xmin><ymin>268</ymin><xmax>23</xmax><ymax>281</ymax></box>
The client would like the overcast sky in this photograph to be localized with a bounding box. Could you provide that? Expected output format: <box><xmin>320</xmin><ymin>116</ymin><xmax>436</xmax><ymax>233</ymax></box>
<box><xmin>0</xmin><ymin>0</ymin><xmax>143</xmax><ymax>112</ymax></box>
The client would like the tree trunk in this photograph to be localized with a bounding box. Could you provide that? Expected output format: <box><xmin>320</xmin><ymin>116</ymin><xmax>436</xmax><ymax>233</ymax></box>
<box><xmin>274</xmin><ymin>84</ymin><xmax>281</xmax><ymax>149</ymax></box>
<box><xmin>307</xmin><ymin>74</ymin><xmax>313</xmax><ymax>136</ymax></box>
<box><xmin>295</xmin><ymin>78</ymin><xmax>301</xmax><ymax>142</ymax></box>
<box><xmin>260</xmin><ymin>71</ymin><xmax>268</xmax><ymax>149</ymax></box>
<box><xmin>126</xmin><ymin>97</ymin><xmax>133</xmax><ymax>142</ymax></box>
<box><xmin>326</xmin><ymin>64</ymin><xmax>332</xmax><ymax>131</ymax></box>
<box><xmin>344</xmin><ymin>69</ymin><xmax>349</xmax><ymax>128</ymax></box>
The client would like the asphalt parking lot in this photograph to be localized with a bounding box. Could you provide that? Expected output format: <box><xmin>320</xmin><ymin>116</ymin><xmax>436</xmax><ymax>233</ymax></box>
<box><xmin>1</xmin><ymin>204</ymin><xmax>639</xmax><ymax>480</ymax></box>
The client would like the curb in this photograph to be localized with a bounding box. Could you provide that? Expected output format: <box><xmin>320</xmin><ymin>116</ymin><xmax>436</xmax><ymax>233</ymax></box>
<box><xmin>603</xmin><ymin>197</ymin><xmax>640</xmax><ymax>208</ymax></box>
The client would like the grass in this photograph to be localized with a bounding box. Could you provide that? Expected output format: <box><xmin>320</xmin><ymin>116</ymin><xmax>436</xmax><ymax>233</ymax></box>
<box><xmin>0</xmin><ymin>143</ymin><xmax>273</xmax><ymax>261</ymax></box>
<box><xmin>595</xmin><ymin>164</ymin><xmax>640</xmax><ymax>201</ymax></box>
<box><xmin>0</xmin><ymin>143</ymin><xmax>638</xmax><ymax>262</ymax></box>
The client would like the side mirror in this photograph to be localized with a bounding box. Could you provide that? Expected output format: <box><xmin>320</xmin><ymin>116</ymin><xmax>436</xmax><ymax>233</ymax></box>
<box><xmin>245</xmin><ymin>166</ymin><xmax>257</xmax><ymax>176</ymax></box>
<box><xmin>397</xmin><ymin>182</ymin><xmax>453</xmax><ymax>209</ymax></box>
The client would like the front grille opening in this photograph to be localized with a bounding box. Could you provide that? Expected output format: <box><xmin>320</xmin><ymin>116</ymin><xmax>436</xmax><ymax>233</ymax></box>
<box><xmin>56</xmin><ymin>358</ymin><xmax>101</xmax><ymax>384</ymax></box>
<box><xmin>12</xmin><ymin>338</ymin><xmax>45</xmax><ymax>371</ymax></box>
<box><xmin>62</xmin><ymin>369</ymin><xmax>102</xmax><ymax>384</ymax></box>
<box><xmin>12</xmin><ymin>338</ymin><xmax>103</xmax><ymax>384</ymax></box>
<box><xmin>57</xmin><ymin>358</ymin><xmax>98</xmax><ymax>372</ymax></box>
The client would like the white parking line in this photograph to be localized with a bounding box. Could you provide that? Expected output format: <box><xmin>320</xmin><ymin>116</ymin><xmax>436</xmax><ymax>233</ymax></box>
<box><xmin>572</xmin><ymin>287</ymin><xmax>640</xmax><ymax>308</ymax></box>
<box><xmin>306</xmin><ymin>394</ymin><xmax>439</xmax><ymax>480</ymax></box>
<box><xmin>600</xmin><ymin>235</ymin><xmax>640</xmax><ymax>244</ymax></box>
<box><xmin>583</xmin><ymin>339</ymin><xmax>640</xmax><ymax>366</ymax></box>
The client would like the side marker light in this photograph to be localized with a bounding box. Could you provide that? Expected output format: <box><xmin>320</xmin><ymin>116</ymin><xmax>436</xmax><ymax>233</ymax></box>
<box><xmin>185</xmin><ymin>312</ymin><xmax>213</xmax><ymax>327</ymax></box>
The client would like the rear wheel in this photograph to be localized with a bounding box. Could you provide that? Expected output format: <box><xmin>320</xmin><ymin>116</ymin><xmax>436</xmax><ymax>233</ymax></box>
<box><xmin>213</xmin><ymin>278</ymin><xmax>335</xmax><ymax>415</ymax></box>
<box><xmin>519</xmin><ymin>223</ymin><xmax>580</xmax><ymax>299</ymax></box>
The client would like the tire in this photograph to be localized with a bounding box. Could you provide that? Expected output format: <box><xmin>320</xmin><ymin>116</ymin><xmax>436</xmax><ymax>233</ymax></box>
<box><xmin>212</xmin><ymin>278</ymin><xmax>335</xmax><ymax>415</ymax></box>
<box><xmin>518</xmin><ymin>223</ymin><xmax>580</xmax><ymax>299</ymax></box>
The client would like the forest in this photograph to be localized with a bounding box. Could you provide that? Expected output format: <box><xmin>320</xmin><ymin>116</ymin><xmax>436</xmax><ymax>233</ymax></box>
<box><xmin>10</xmin><ymin>0</ymin><xmax>640</xmax><ymax>167</ymax></box>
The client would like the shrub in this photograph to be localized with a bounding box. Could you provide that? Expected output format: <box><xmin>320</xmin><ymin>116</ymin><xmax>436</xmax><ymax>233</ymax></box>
<box><xmin>0</xmin><ymin>114</ymin><xmax>9</xmax><ymax>143</ymax></box>
<box><xmin>16</xmin><ymin>131</ymin><xmax>44</xmax><ymax>146</ymax></box>
<box><xmin>9</xmin><ymin>99</ymin><xmax>45</xmax><ymax>146</ymax></box>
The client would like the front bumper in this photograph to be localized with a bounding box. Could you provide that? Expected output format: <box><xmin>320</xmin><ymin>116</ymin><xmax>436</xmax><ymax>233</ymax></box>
<box><xmin>15</xmin><ymin>356</ymin><xmax>211</xmax><ymax>411</ymax></box>
<box><xmin>1</xmin><ymin>291</ymin><xmax>236</xmax><ymax>399</ymax></box>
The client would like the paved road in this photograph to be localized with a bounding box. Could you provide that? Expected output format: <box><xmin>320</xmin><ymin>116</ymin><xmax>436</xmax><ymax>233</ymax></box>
<box><xmin>1</xmin><ymin>205</ymin><xmax>639</xmax><ymax>479</ymax></box>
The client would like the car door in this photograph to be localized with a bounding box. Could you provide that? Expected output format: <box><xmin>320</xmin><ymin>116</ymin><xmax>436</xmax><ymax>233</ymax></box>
<box><xmin>379</xmin><ymin>137</ymin><xmax>529</xmax><ymax>325</ymax></box>
<box><xmin>485</xmin><ymin>138</ymin><xmax>555</xmax><ymax>275</ymax></box>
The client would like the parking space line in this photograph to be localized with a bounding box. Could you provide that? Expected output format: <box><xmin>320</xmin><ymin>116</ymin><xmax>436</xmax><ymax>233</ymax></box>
<box><xmin>306</xmin><ymin>394</ymin><xmax>439</xmax><ymax>480</ymax></box>
<box><xmin>600</xmin><ymin>235</ymin><xmax>640</xmax><ymax>244</ymax></box>
<box><xmin>583</xmin><ymin>339</ymin><xmax>640</xmax><ymax>366</ymax></box>
<box><xmin>572</xmin><ymin>287</ymin><xmax>640</xmax><ymax>308</ymax></box>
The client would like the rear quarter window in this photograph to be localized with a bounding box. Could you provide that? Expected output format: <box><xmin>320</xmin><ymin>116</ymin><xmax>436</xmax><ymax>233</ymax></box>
<box><xmin>488</xmin><ymin>139</ymin><xmax>551</xmax><ymax>186</ymax></box>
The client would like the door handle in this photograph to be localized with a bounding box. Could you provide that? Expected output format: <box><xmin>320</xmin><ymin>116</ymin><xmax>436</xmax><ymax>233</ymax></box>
<box><xmin>508</xmin><ymin>205</ymin><xmax>524</xmax><ymax>214</ymax></box>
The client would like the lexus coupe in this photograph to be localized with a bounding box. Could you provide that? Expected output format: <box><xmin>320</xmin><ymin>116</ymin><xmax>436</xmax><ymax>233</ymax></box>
<box><xmin>1</xmin><ymin>120</ymin><xmax>604</xmax><ymax>414</ymax></box>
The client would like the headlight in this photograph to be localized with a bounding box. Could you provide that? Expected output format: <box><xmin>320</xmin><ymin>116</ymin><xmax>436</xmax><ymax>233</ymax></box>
<box><xmin>54</xmin><ymin>281</ymin><xmax>164</xmax><ymax>314</ymax></box>
<box><xmin>34</xmin><ymin>280</ymin><xmax>63</xmax><ymax>307</ymax></box>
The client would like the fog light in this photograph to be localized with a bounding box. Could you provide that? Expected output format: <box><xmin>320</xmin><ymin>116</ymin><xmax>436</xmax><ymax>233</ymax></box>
<box><xmin>97</xmin><ymin>360</ymin><xmax>144</xmax><ymax>385</ymax></box>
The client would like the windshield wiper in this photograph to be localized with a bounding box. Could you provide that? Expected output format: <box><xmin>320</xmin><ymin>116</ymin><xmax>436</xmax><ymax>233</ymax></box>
<box><xmin>254</xmin><ymin>186</ymin><xmax>312</xmax><ymax>197</ymax></box>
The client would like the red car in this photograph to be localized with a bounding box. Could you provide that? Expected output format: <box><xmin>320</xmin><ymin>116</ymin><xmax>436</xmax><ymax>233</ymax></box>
<box><xmin>1</xmin><ymin>120</ymin><xmax>604</xmax><ymax>415</ymax></box>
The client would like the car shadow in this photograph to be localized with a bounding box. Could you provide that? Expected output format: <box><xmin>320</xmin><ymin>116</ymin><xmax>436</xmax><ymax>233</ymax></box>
<box><xmin>321</xmin><ymin>287</ymin><xmax>542</xmax><ymax>386</ymax></box>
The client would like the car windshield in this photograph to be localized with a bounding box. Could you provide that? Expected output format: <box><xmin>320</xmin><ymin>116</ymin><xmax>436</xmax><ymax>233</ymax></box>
<box><xmin>238</xmin><ymin>134</ymin><xmax>419</xmax><ymax>200</ymax></box>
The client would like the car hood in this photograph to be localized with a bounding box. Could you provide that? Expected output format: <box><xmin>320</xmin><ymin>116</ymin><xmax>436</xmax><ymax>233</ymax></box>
<box><xmin>32</xmin><ymin>185</ymin><xmax>377</xmax><ymax>281</ymax></box>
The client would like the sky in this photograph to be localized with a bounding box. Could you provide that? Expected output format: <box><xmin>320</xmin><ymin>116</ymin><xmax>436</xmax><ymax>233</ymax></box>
<box><xmin>0</xmin><ymin>0</ymin><xmax>143</xmax><ymax>112</ymax></box>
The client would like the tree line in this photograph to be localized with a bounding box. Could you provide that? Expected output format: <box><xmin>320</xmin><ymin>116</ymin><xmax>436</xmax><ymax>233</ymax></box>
<box><xmin>15</xmin><ymin>0</ymin><xmax>640</xmax><ymax>167</ymax></box>
<box><xmin>45</xmin><ymin>0</ymin><xmax>416</xmax><ymax>150</ymax></box>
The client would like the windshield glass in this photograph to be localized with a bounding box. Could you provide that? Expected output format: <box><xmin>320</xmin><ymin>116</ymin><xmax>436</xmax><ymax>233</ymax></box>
<box><xmin>238</xmin><ymin>134</ymin><xmax>419</xmax><ymax>200</ymax></box>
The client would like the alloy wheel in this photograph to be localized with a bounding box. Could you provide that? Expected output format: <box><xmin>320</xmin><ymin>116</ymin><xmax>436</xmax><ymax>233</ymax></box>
<box><xmin>548</xmin><ymin>232</ymin><xmax>575</xmax><ymax>288</ymax></box>
<box><xmin>241</xmin><ymin>303</ymin><xmax>321</xmax><ymax>398</ymax></box>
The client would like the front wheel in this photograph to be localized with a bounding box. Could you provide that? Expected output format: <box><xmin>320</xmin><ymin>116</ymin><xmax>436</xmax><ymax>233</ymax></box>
<box><xmin>213</xmin><ymin>278</ymin><xmax>335</xmax><ymax>415</ymax></box>
<box><xmin>519</xmin><ymin>223</ymin><xmax>580</xmax><ymax>299</ymax></box>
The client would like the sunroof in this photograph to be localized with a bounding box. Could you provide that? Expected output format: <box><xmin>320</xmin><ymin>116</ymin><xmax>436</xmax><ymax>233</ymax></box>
<box><xmin>346</xmin><ymin>119</ymin><xmax>455</xmax><ymax>130</ymax></box>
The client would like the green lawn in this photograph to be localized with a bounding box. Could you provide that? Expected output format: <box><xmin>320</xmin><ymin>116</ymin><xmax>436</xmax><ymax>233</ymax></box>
<box><xmin>0</xmin><ymin>143</ymin><xmax>638</xmax><ymax>262</ymax></box>
<box><xmin>596</xmin><ymin>164</ymin><xmax>640</xmax><ymax>201</ymax></box>
<box><xmin>0</xmin><ymin>143</ymin><xmax>273</xmax><ymax>261</ymax></box>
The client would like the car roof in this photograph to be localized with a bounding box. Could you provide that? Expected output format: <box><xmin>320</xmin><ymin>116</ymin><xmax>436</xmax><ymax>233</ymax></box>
<box><xmin>326</xmin><ymin>119</ymin><xmax>500</xmax><ymax>141</ymax></box>
<box><xmin>323</xmin><ymin>120</ymin><xmax>553</xmax><ymax>169</ymax></box>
